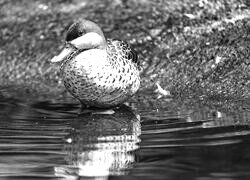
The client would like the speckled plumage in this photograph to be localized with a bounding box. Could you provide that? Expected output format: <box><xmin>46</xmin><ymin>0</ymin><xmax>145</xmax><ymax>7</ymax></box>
<box><xmin>58</xmin><ymin>27</ymin><xmax>140</xmax><ymax>108</ymax></box>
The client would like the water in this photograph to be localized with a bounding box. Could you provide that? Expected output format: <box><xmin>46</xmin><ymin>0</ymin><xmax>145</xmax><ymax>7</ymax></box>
<box><xmin>0</xmin><ymin>87</ymin><xmax>250</xmax><ymax>180</ymax></box>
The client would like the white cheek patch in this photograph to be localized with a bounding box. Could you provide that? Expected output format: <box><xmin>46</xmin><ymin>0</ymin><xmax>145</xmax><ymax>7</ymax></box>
<box><xmin>71</xmin><ymin>32</ymin><xmax>104</xmax><ymax>50</ymax></box>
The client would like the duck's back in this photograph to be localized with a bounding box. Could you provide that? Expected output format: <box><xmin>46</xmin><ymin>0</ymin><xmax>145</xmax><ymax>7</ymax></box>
<box><xmin>61</xmin><ymin>39</ymin><xmax>140</xmax><ymax>108</ymax></box>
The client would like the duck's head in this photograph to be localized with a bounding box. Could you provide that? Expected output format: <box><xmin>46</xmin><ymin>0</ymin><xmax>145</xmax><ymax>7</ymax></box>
<box><xmin>65</xmin><ymin>19</ymin><xmax>105</xmax><ymax>42</ymax></box>
<box><xmin>51</xmin><ymin>19</ymin><xmax>106</xmax><ymax>63</ymax></box>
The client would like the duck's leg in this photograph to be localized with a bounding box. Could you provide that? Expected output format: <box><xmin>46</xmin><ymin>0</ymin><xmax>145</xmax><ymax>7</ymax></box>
<box><xmin>78</xmin><ymin>101</ymin><xmax>115</xmax><ymax>115</ymax></box>
<box><xmin>79</xmin><ymin>107</ymin><xmax>115</xmax><ymax>115</ymax></box>
<box><xmin>78</xmin><ymin>103</ymin><xmax>91</xmax><ymax>114</ymax></box>
<box><xmin>91</xmin><ymin>108</ymin><xmax>115</xmax><ymax>115</ymax></box>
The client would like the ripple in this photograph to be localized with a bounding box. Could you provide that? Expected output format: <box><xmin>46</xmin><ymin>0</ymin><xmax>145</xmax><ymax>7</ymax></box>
<box><xmin>0</xmin><ymin>87</ymin><xmax>249</xmax><ymax>179</ymax></box>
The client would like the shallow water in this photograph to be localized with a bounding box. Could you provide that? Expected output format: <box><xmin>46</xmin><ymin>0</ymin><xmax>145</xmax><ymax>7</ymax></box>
<box><xmin>0</xmin><ymin>87</ymin><xmax>250</xmax><ymax>180</ymax></box>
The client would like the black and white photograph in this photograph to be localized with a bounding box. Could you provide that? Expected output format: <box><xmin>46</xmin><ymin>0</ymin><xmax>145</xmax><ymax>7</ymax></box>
<box><xmin>0</xmin><ymin>0</ymin><xmax>249</xmax><ymax>179</ymax></box>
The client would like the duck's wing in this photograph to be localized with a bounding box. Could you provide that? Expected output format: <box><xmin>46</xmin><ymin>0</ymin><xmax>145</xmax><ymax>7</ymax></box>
<box><xmin>107</xmin><ymin>39</ymin><xmax>140</xmax><ymax>67</ymax></box>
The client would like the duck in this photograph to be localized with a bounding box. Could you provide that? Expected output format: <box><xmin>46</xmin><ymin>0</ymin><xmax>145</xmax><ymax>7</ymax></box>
<box><xmin>51</xmin><ymin>19</ymin><xmax>140</xmax><ymax>109</ymax></box>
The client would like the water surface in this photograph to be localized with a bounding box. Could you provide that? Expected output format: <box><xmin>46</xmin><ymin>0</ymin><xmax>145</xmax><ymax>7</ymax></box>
<box><xmin>0</xmin><ymin>86</ymin><xmax>249</xmax><ymax>180</ymax></box>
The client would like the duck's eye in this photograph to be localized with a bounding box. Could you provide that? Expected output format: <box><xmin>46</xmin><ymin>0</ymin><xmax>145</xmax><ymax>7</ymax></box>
<box><xmin>78</xmin><ymin>30</ymin><xmax>84</xmax><ymax>37</ymax></box>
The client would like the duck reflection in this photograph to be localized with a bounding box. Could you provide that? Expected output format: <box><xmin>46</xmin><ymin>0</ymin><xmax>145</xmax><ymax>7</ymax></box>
<box><xmin>55</xmin><ymin>105</ymin><xmax>141</xmax><ymax>179</ymax></box>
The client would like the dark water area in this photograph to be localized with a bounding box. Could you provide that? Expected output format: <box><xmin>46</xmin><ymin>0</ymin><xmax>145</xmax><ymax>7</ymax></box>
<box><xmin>0</xmin><ymin>87</ymin><xmax>249</xmax><ymax>180</ymax></box>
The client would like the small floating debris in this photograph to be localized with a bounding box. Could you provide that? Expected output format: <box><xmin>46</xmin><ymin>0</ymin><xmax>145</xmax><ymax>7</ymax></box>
<box><xmin>66</xmin><ymin>138</ymin><xmax>72</xmax><ymax>143</ymax></box>
<box><xmin>184</xmin><ymin>13</ymin><xmax>197</xmax><ymax>19</ymax></box>
<box><xmin>154</xmin><ymin>83</ymin><xmax>171</xmax><ymax>99</ymax></box>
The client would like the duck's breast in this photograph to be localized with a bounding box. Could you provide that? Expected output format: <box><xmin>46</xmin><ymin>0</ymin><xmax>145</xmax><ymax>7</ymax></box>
<box><xmin>61</xmin><ymin>48</ymin><xmax>140</xmax><ymax>107</ymax></box>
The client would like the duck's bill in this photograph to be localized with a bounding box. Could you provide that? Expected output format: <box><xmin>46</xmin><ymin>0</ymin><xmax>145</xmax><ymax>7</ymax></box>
<box><xmin>50</xmin><ymin>48</ymin><xmax>73</xmax><ymax>63</ymax></box>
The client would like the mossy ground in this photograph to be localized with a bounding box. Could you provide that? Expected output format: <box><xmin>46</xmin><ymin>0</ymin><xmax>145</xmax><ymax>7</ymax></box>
<box><xmin>0</xmin><ymin>0</ymin><xmax>249</xmax><ymax>110</ymax></box>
